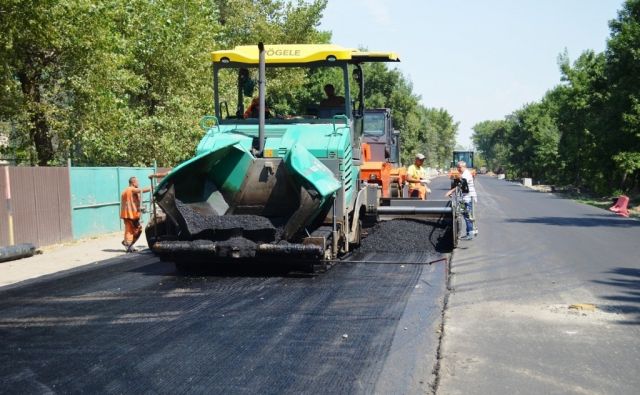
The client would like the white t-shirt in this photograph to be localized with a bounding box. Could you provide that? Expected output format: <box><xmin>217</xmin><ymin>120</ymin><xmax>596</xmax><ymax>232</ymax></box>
<box><xmin>461</xmin><ymin>168</ymin><xmax>477</xmax><ymax>202</ymax></box>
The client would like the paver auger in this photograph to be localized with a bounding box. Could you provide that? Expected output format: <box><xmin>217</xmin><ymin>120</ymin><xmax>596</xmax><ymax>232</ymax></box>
<box><xmin>146</xmin><ymin>43</ymin><xmax>459</xmax><ymax>268</ymax></box>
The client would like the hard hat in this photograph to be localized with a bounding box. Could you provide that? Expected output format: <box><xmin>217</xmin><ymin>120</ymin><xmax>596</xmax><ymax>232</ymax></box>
<box><xmin>415</xmin><ymin>153</ymin><xmax>425</xmax><ymax>160</ymax></box>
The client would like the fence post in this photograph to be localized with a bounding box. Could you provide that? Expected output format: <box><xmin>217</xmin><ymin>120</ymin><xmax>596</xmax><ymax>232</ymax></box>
<box><xmin>67</xmin><ymin>158</ymin><xmax>73</xmax><ymax>238</ymax></box>
<box><xmin>2</xmin><ymin>163</ymin><xmax>14</xmax><ymax>245</ymax></box>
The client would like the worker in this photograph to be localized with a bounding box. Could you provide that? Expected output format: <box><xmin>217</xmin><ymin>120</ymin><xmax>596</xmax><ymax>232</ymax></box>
<box><xmin>445</xmin><ymin>160</ymin><xmax>478</xmax><ymax>240</ymax></box>
<box><xmin>319</xmin><ymin>84</ymin><xmax>345</xmax><ymax>107</ymax></box>
<box><xmin>406</xmin><ymin>153</ymin><xmax>431</xmax><ymax>200</ymax></box>
<box><xmin>120</xmin><ymin>176</ymin><xmax>151</xmax><ymax>252</ymax></box>
<box><xmin>243</xmin><ymin>97</ymin><xmax>271</xmax><ymax>119</ymax></box>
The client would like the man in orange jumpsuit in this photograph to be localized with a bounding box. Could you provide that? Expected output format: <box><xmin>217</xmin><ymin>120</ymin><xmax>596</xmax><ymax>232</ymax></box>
<box><xmin>120</xmin><ymin>176</ymin><xmax>151</xmax><ymax>252</ymax></box>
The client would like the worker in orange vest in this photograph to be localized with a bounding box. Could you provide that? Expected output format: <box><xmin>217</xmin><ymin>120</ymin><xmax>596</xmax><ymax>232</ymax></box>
<box><xmin>120</xmin><ymin>176</ymin><xmax>151</xmax><ymax>252</ymax></box>
<box><xmin>243</xmin><ymin>97</ymin><xmax>272</xmax><ymax>118</ymax></box>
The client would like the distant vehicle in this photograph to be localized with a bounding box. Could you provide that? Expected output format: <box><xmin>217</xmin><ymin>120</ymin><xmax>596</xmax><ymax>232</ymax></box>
<box><xmin>360</xmin><ymin>108</ymin><xmax>406</xmax><ymax>197</ymax></box>
<box><xmin>448</xmin><ymin>150</ymin><xmax>476</xmax><ymax>187</ymax></box>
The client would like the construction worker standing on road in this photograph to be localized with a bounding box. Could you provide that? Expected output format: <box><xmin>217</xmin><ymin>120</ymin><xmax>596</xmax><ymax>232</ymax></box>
<box><xmin>120</xmin><ymin>176</ymin><xmax>151</xmax><ymax>252</ymax></box>
<box><xmin>406</xmin><ymin>153</ymin><xmax>431</xmax><ymax>200</ymax></box>
<box><xmin>446</xmin><ymin>161</ymin><xmax>478</xmax><ymax>240</ymax></box>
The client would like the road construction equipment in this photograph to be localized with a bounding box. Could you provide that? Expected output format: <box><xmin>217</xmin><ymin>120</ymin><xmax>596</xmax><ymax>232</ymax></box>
<box><xmin>146</xmin><ymin>44</ymin><xmax>459</xmax><ymax>268</ymax></box>
<box><xmin>360</xmin><ymin>109</ymin><xmax>406</xmax><ymax>198</ymax></box>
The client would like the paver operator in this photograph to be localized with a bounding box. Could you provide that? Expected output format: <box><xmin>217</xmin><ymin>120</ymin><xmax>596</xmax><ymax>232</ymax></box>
<box><xmin>406</xmin><ymin>153</ymin><xmax>431</xmax><ymax>200</ymax></box>
<box><xmin>120</xmin><ymin>176</ymin><xmax>151</xmax><ymax>252</ymax></box>
<box><xmin>319</xmin><ymin>84</ymin><xmax>345</xmax><ymax>107</ymax></box>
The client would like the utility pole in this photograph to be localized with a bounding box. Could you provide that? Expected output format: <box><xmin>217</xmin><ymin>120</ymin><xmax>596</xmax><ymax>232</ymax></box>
<box><xmin>1</xmin><ymin>161</ymin><xmax>14</xmax><ymax>245</ymax></box>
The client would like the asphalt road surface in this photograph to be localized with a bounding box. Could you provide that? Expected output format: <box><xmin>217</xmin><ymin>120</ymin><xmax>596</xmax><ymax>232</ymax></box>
<box><xmin>0</xmin><ymin>235</ymin><xmax>448</xmax><ymax>393</ymax></box>
<box><xmin>6</xmin><ymin>174</ymin><xmax>635</xmax><ymax>394</ymax></box>
<box><xmin>438</xmin><ymin>175</ymin><xmax>640</xmax><ymax>395</ymax></box>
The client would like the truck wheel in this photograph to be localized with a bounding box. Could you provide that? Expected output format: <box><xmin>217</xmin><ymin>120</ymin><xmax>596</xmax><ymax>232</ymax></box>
<box><xmin>390</xmin><ymin>183</ymin><xmax>400</xmax><ymax>198</ymax></box>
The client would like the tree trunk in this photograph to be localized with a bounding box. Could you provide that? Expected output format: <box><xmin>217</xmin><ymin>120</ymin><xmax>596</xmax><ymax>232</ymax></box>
<box><xmin>31</xmin><ymin>111</ymin><xmax>54</xmax><ymax>166</ymax></box>
<box><xmin>18</xmin><ymin>70</ymin><xmax>54</xmax><ymax>166</ymax></box>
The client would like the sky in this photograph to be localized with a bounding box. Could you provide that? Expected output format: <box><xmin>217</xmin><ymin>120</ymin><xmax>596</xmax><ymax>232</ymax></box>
<box><xmin>320</xmin><ymin>0</ymin><xmax>623</xmax><ymax>148</ymax></box>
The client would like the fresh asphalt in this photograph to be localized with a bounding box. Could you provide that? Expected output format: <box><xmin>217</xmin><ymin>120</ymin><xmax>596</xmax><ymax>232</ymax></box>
<box><xmin>0</xmin><ymin>202</ymin><xmax>451</xmax><ymax>393</ymax></box>
<box><xmin>438</xmin><ymin>175</ymin><xmax>640</xmax><ymax>395</ymax></box>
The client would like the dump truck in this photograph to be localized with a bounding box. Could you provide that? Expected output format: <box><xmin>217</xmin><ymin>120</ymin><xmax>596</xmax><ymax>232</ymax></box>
<box><xmin>146</xmin><ymin>44</ymin><xmax>459</xmax><ymax>268</ymax></box>
<box><xmin>360</xmin><ymin>108</ymin><xmax>406</xmax><ymax>198</ymax></box>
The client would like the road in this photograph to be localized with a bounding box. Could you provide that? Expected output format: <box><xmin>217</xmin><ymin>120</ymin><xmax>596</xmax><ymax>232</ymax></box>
<box><xmin>0</xmin><ymin>236</ymin><xmax>448</xmax><ymax>393</ymax></box>
<box><xmin>438</xmin><ymin>175</ymin><xmax>640</xmax><ymax>394</ymax></box>
<box><xmin>2</xmin><ymin>175</ymin><xmax>638</xmax><ymax>394</ymax></box>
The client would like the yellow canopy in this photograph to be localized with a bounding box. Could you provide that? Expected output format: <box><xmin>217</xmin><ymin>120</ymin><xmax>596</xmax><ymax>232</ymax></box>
<box><xmin>211</xmin><ymin>44</ymin><xmax>399</xmax><ymax>65</ymax></box>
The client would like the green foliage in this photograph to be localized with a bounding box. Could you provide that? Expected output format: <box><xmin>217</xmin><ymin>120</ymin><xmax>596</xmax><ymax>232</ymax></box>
<box><xmin>0</xmin><ymin>0</ymin><xmax>331</xmax><ymax>166</ymax></box>
<box><xmin>472</xmin><ymin>120</ymin><xmax>510</xmax><ymax>172</ymax></box>
<box><xmin>471</xmin><ymin>0</ymin><xmax>640</xmax><ymax>194</ymax></box>
<box><xmin>0</xmin><ymin>0</ymin><xmax>457</xmax><ymax>168</ymax></box>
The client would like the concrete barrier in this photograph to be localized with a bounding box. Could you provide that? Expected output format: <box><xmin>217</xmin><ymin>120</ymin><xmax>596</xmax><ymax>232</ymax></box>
<box><xmin>523</xmin><ymin>178</ymin><xmax>532</xmax><ymax>187</ymax></box>
<box><xmin>497</xmin><ymin>174</ymin><xmax>505</xmax><ymax>180</ymax></box>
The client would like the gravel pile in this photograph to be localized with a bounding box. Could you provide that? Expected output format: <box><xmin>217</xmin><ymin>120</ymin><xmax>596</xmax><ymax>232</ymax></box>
<box><xmin>358</xmin><ymin>219</ymin><xmax>451</xmax><ymax>253</ymax></box>
<box><xmin>176</xmin><ymin>199</ymin><xmax>276</xmax><ymax>241</ymax></box>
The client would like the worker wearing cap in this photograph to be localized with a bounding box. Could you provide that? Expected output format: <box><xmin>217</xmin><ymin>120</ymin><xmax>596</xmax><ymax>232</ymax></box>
<box><xmin>120</xmin><ymin>176</ymin><xmax>151</xmax><ymax>252</ymax></box>
<box><xmin>406</xmin><ymin>153</ymin><xmax>431</xmax><ymax>200</ymax></box>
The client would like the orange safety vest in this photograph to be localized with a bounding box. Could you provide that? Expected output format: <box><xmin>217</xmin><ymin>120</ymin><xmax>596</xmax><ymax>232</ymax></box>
<box><xmin>120</xmin><ymin>186</ymin><xmax>141</xmax><ymax>220</ymax></box>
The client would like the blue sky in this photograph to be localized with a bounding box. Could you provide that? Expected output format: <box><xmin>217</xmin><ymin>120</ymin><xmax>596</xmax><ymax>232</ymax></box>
<box><xmin>320</xmin><ymin>0</ymin><xmax>623</xmax><ymax>148</ymax></box>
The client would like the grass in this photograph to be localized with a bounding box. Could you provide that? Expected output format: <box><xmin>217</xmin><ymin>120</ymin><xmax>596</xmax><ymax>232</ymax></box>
<box><xmin>543</xmin><ymin>187</ymin><xmax>639</xmax><ymax>219</ymax></box>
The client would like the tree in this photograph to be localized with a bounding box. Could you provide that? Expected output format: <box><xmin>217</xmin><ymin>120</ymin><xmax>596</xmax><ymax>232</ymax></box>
<box><xmin>470</xmin><ymin>0</ymin><xmax>640</xmax><ymax>193</ymax></box>
<box><xmin>507</xmin><ymin>101</ymin><xmax>559</xmax><ymax>181</ymax></box>
<box><xmin>0</xmin><ymin>0</ymin><xmax>128</xmax><ymax>165</ymax></box>
<box><xmin>0</xmin><ymin>0</ymin><xmax>333</xmax><ymax>166</ymax></box>
<box><xmin>604</xmin><ymin>0</ymin><xmax>640</xmax><ymax>191</ymax></box>
<box><xmin>472</xmin><ymin>120</ymin><xmax>510</xmax><ymax>172</ymax></box>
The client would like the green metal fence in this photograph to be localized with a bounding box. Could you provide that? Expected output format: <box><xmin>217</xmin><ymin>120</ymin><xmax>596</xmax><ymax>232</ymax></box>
<box><xmin>70</xmin><ymin>167</ymin><xmax>156</xmax><ymax>239</ymax></box>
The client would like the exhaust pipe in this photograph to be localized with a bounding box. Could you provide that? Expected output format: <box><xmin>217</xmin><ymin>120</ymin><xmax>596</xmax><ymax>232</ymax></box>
<box><xmin>258</xmin><ymin>42</ymin><xmax>266</xmax><ymax>156</ymax></box>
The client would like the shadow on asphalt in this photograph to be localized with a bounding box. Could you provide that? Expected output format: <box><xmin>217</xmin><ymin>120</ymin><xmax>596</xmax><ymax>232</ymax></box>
<box><xmin>593</xmin><ymin>267</ymin><xmax>640</xmax><ymax>325</ymax></box>
<box><xmin>505</xmin><ymin>215</ymin><xmax>640</xmax><ymax>227</ymax></box>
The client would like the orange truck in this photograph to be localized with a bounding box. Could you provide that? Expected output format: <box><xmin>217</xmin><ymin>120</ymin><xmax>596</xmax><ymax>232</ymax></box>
<box><xmin>359</xmin><ymin>108</ymin><xmax>406</xmax><ymax>197</ymax></box>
